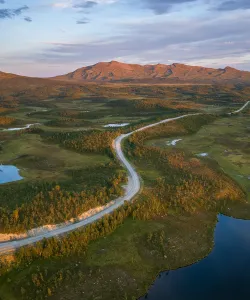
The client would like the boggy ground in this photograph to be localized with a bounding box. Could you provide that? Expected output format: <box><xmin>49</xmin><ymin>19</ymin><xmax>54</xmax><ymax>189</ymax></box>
<box><xmin>0</xmin><ymin>213</ymin><xmax>216</xmax><ymax>300</ymax></box>
<box><xmin>0</xmin><ymin>110</ymin><xmax>249</xmax><ymax>300</ymax></box>
<box><xmin>147</xmin><ymin>109</ymin><xmax>250</xmax><ymax>200</ymax></box>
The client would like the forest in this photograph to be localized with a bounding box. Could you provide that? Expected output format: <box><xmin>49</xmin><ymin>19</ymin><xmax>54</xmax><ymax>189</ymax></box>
<box><xmin>1</xmin><ymin>82</ymin><xmax>249</xmax><ymax>113</ymax></box>
<box><xmin>0</xmin><ymin>116</ymin><xmax>16</xmax><ymax>126</ymax></box>
<box><xmin>0</xmin><ymin>162</ymin><xmax>126</xmax><ymax>232</ymax></box>
<box><xmin>126</xmin><ymin>114</ymin><xmax>246</xmax><ymax>219</ymax></box>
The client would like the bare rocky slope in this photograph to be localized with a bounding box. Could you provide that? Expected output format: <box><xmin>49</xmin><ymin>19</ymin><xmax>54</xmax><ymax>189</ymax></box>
<box><xmin>1</xmin><ymin>61</ymin><xmax>250</xmax><ymax>84</ymax></box>
<box><xmin>53</xmin><ymin>61</ymin><xmax>250</xmax><ymax>84</ymax></box>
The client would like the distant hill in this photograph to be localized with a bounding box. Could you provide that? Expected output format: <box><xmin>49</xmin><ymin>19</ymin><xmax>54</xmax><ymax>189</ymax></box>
<box><xmin>53</xmin><ymin>61</ymin><xmax>250</xmax><ymax>84</ymax></box>
<box><xmin>0</xmin><ymin>71</ymin><xmax>21</xmax><ymax>80</ymax></box>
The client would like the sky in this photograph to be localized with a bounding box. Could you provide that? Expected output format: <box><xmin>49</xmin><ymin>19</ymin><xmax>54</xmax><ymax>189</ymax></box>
<box><xmin>0</xmin><ymin>0</ymin><xmax>250</xmax><ymax>77</ymax></box>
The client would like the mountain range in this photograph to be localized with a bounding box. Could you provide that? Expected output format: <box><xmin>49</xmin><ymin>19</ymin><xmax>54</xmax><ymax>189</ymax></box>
<box><xmin>1</xmin><ymin>61</ymin><xmax>250</xmax><ymax>84</ymax></box>
<box><xmin>53</xmin><ymin>61</ymin><xmax>250</xmax><ymax>84</ymax></box>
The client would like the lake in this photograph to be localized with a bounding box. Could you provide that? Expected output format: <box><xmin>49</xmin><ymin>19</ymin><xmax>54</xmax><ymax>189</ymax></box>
<box><xmin>0</xmin><ymin>165</ymin><xmax>23</xmax><ymax>184</ymax></box>
<box><xmin>141</xmin><ymin>214</ymin><xmax>250</xmax><ymax>300</ymax></box>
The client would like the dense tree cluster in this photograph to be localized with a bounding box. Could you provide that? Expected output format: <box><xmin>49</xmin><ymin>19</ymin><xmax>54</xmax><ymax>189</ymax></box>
<box><xmin>0</xmin><ymin>116</ymin><xmax>16</xmax><ymax>126</ymax></box>
<box><xmin>132</xmin><ymin>190</ymin><xmax>168</xmax><ymax>220</ymax></box>
<box><xmin>0</xmin><ymin>203</ymin><xmax>132</xmax><ymax>298</ymax></box>
<box><xmin>44</xmin><ymin>130</ymin><xmax>120</xmax><ymax>156</ymax></box>
<box><xmin>8</xmin><ymin>227</ymin><xmax>167</xmax><ymax>299</ymax></box>
<box><xmin>0</xmin><ymin>107</ymin><xmax>9</xmax><ymax>114</ymax></box>
<box><xmin>59</xmin><ymin>110</ymin><xmax>81</xmax><ymax>117</ymax></box>
<box><xmin>1</xmin><ymin>81</ymin><xmax>248</xmax><ymax>115</ymax></box>
<box><xmin>0</xmin><ymin>167</ymin><xmax>126</xmax><ymax>232</ymax></box>
<box><xmin>63</xmin><ymin>131</ymin><xmax>119</xmax><ymax>154</ymax></box>
<box><xmin>0</xmin><ymin>203</ymin><xmax>133</xmax><ymax>283</ymax></box>
<box><xmin>132</xmin><ymin>98</ymin><xmax>200</xmax><ymax>112</ymax></box>
<box><xmin>127</xmin><ymin>115</ymin><xmax>245</xmax><ymax>217</ymax></box>
<box><xmin>15</xmin><ymin>202</ymin><xmax>131</xmax><ymax>262</ymax></box>
<box><xmin>45</xmin><ymin>118</ymin><xmax>92</xmax><ymax>127</ymax></box>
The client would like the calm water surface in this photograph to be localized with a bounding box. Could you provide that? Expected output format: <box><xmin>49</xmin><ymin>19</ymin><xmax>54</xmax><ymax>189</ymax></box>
<box><xmin>141</xmin><ymin>215</ymin><xmax>250</xmax><ymax>300</ymax></box>
<box><xmin>0</xmin><ymin>165</ymin><xmax>23</xmax><ymax>184</ymax></box>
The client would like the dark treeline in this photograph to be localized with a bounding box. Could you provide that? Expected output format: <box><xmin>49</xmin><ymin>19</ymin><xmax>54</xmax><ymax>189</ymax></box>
<box><xmin>0</xmin><ymin>163</ymin><xmax>126</xmax><ymax>232</ymax></box>
<box><xmin>108</xmin><ymin>98</ymin><xmax>201</xmax><ymax>113</ymax></box>
<box><xmin>17</xmin><ymin>126</ymin><xmax>120</xmax><ymax>157</ymax></box>
<box><xmin>0</xmin><ymin>122</ymin><xmax>125</xmax><ymax>232</ymax></box>
<box><xmin>128</xmin><ymin>114</ymin><xmax>217</xmax><ymax>147</ymax></box>
<box><xmin>15</xmin><ymin>202</ymin><xmax>132</xmax><ymax>263</ymax></box>
<box><xmin>0</xmin><ymin>116</ymin><xmax>16</xmax><ymax>126</ymax></box>
<box><xmin>45</xmin><ymin>118</ymin><xmax>92</xmax><ymax>128</ymax></box>
<box><xmin>43</xmin><ymin>130</ymin><xmax>120</xmax><ymax>156</ymax></box>
<box><xmin>0</xmin><ymin>107</ymin><xmax>10</xmax><ymax>114</ymax></box>
<box><xmin>127</xmin><ymin>115</ymin><xmax>246</xmax><ymax>218</ymax></box>
<box><xmin>0</xmin><ymin>202</ymin><xmax>134</xmax><ymax>299</ymax></box>
<box><xmin>1</xmin><ymin>82</ymin><xmax>248</xmax><ymax>114</ymax></box>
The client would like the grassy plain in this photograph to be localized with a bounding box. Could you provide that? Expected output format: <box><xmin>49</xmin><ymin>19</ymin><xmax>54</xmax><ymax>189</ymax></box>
<box><xmin>0</xmin><ymin>133</ymin><xmax>110</xmax><ymax>182</ymax></box>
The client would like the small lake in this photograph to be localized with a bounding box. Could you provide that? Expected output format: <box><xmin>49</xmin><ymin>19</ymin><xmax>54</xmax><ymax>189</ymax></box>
<box><xmin>0</xmin><ymin>165</ymin><xmax>23</xmax><ymax>184</ymax></box>
<box><xmin>167</xmin><ymin>139</ymin><xmax>182</xmax><ymax>146</ymax></box>
<box><xmin>103</xmin><ymin>123</ymin><xmax>130</xmax><ymax>128</ymax></box>
<box><xmin>141</xmin><ymin>214</ymin><xmax>250</xmax><ymax>300</ymax></box>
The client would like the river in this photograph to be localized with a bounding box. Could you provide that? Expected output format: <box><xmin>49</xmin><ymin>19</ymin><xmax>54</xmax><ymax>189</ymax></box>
<box><xmin>141</xmin><ymin>214</ymin><xmax>250</xmax><ymax>300</ymax></box>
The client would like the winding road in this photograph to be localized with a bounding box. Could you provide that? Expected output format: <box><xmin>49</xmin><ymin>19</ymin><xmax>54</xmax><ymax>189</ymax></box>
<box><xmin>0</xmin><ymin>102</ymin><xmax>249</xmax><ymax>254</ymax></box>
<box><xmin>229</xmin><ymin>101</ymin><xmax>250</xmax><ymax>114</ymax></box>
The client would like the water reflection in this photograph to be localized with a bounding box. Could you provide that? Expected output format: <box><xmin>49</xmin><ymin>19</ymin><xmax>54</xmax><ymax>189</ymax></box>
<box><xmin>141</xmin><ymin>215</ymin><xmax>250</xmax><ymax>300</ymax></box>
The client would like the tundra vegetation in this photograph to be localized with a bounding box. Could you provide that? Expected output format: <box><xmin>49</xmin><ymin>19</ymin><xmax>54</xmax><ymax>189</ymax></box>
<box><xmin>0</xmin><ymin>83</ymin><xmax>249</xmax><ymax>300</ymax></box>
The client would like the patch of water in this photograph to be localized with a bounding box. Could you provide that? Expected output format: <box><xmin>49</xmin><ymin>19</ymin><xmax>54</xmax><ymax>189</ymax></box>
<box><xmin>141</xmin><ymin>215</ymin><xmax>250</xmax><ymax>300</ymax></box>
<box><xmin>0</xmin><ymin>165</ymin><xmax>23</xmax><ymax>184</ymax></box>
<box><xmin>103</xmin><ymin>123</ymin><xmax>130</xmax><ymax>128</ymax></box>
<box><xmin>197</xmin><ymin>153</ymin><xmax>208</xmax><ymax>157</ymax></box>
<box><xmin>167</xmin><ymin>139</ymin><xmax>182</xmax><ymax>146</ymax></box>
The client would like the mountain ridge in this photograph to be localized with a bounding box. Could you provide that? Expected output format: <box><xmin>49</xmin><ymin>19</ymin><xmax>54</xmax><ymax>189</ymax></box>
<box><xmin>52</xmin><ymin>61</ymin><xmax>250</xmax><ymax>83</ymax></box>
<box><xmin>1</xmin><ymin>61</ymin><xmax>250</xmax><ymax>84</ymax></box>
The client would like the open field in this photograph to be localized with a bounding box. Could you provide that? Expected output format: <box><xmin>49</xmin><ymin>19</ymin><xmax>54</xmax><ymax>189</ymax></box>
<box><xmin>0</xmin><ymin>133</ymin><xmax>110</xmax><ymax>183</ymax></box>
